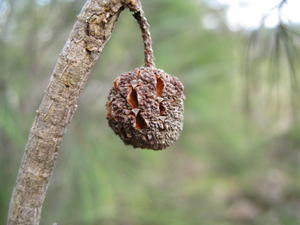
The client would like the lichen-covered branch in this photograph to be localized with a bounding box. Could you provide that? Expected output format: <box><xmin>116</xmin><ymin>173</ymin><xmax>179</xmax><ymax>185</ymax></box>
<box><xmin>6</xmin><ymin>0</ymin><xmax>141</xmax><ymax>224</ymax></box>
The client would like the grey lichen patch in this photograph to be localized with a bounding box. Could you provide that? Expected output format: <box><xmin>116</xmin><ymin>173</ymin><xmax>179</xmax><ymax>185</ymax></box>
<box><xmin>84</xmin><ymin>5</ymin><xmax>123</xmax><ymax>57</ymax></box>
<box><xmin>85</xmin><ymin>36</ymin><xmax>103</xmax><ymax>52</ymax></box>
<box><xmin>106</xmin><ymin>66</ymin><xmax>185</xmax><ymax>150</ymax></box>
<box><xmin>87</xmin><ymin>14</ymin><xmax>104</xmax><ymax>38</ymax></box>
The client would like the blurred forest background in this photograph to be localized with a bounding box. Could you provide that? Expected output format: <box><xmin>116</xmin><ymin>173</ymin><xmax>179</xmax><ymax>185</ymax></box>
<box><xmin>1</xmin><ymin>0</ymin><xmax>300</xmax><ymax>224</ymax></box>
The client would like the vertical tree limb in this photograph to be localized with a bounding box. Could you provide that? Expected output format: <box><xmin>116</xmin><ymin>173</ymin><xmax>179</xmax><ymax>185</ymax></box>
<box><xmin>6</xmin><ymin>0</ymin><xmax>145</xmax><ymax>224</ymax></box>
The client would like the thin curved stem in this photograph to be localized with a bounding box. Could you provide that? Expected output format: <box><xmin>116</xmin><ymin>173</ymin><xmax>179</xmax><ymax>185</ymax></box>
<box><xmin>127</xmin><ymin>2</ymin><xmax>155</xmax><ymax>67</ymax></box>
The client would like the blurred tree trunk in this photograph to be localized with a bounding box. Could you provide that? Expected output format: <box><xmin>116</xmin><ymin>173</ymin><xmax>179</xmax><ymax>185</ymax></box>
<box><xmin>6</xmin><ymin>0</ymin><xmax>141</xmax><ymax>224</ymax></box>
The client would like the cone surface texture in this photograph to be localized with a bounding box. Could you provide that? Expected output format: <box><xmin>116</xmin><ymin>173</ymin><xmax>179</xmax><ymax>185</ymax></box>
<box><xmin>106</xmin><ymin>66</ymin><xmax>184</xmax><ymax>150</ymax></box>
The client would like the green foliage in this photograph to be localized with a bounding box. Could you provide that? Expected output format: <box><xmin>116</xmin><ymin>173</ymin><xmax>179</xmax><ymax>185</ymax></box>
<box><xmin>1</xmin><ymin>0</ymin><xmax>300</xmax><ymax>225</ymax></box>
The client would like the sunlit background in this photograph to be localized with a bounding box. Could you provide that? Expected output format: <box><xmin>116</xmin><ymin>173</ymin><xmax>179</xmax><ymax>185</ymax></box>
<box><xmin>1</xmin><ymin>0</ymin><xmax>300</xmax><ymax>225</ymax></box>
<box><xmin>209</xmin><ymin>0</ymin><xmax>300</xmax><ymax>29</ymax></box>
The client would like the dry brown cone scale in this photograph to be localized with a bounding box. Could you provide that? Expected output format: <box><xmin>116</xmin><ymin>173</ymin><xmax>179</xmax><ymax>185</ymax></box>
<box><xmin>106</xmin><ymin>3</ymin><xmax>185</xmax><ymax>150</ymax></box>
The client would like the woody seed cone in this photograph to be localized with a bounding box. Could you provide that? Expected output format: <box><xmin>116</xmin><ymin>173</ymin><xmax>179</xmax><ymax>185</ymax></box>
<box><xmin>106</xmin><ymin>66</ymin><xmax>184</xmax><ymax>150</ymax></box>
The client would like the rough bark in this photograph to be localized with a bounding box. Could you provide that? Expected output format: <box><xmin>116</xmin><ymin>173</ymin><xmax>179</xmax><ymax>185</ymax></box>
<box><xmin>6</xmin><ymin>0</ymin><xmax>143</xmax><ymax>224</ymax></box>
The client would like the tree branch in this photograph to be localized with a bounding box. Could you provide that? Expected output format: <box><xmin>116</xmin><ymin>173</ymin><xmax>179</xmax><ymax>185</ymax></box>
<box><xmin>6</xmin><ymin>0</ymin><xmax>143</xmax><ymax>224</ymax></box>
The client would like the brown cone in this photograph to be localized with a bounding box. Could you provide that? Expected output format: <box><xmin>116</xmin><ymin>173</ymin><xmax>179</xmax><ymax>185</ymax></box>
<box><xmin>106</xmin><ymin>66</ymin><xmax>185</xmax><ymax>150</ymax></box>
